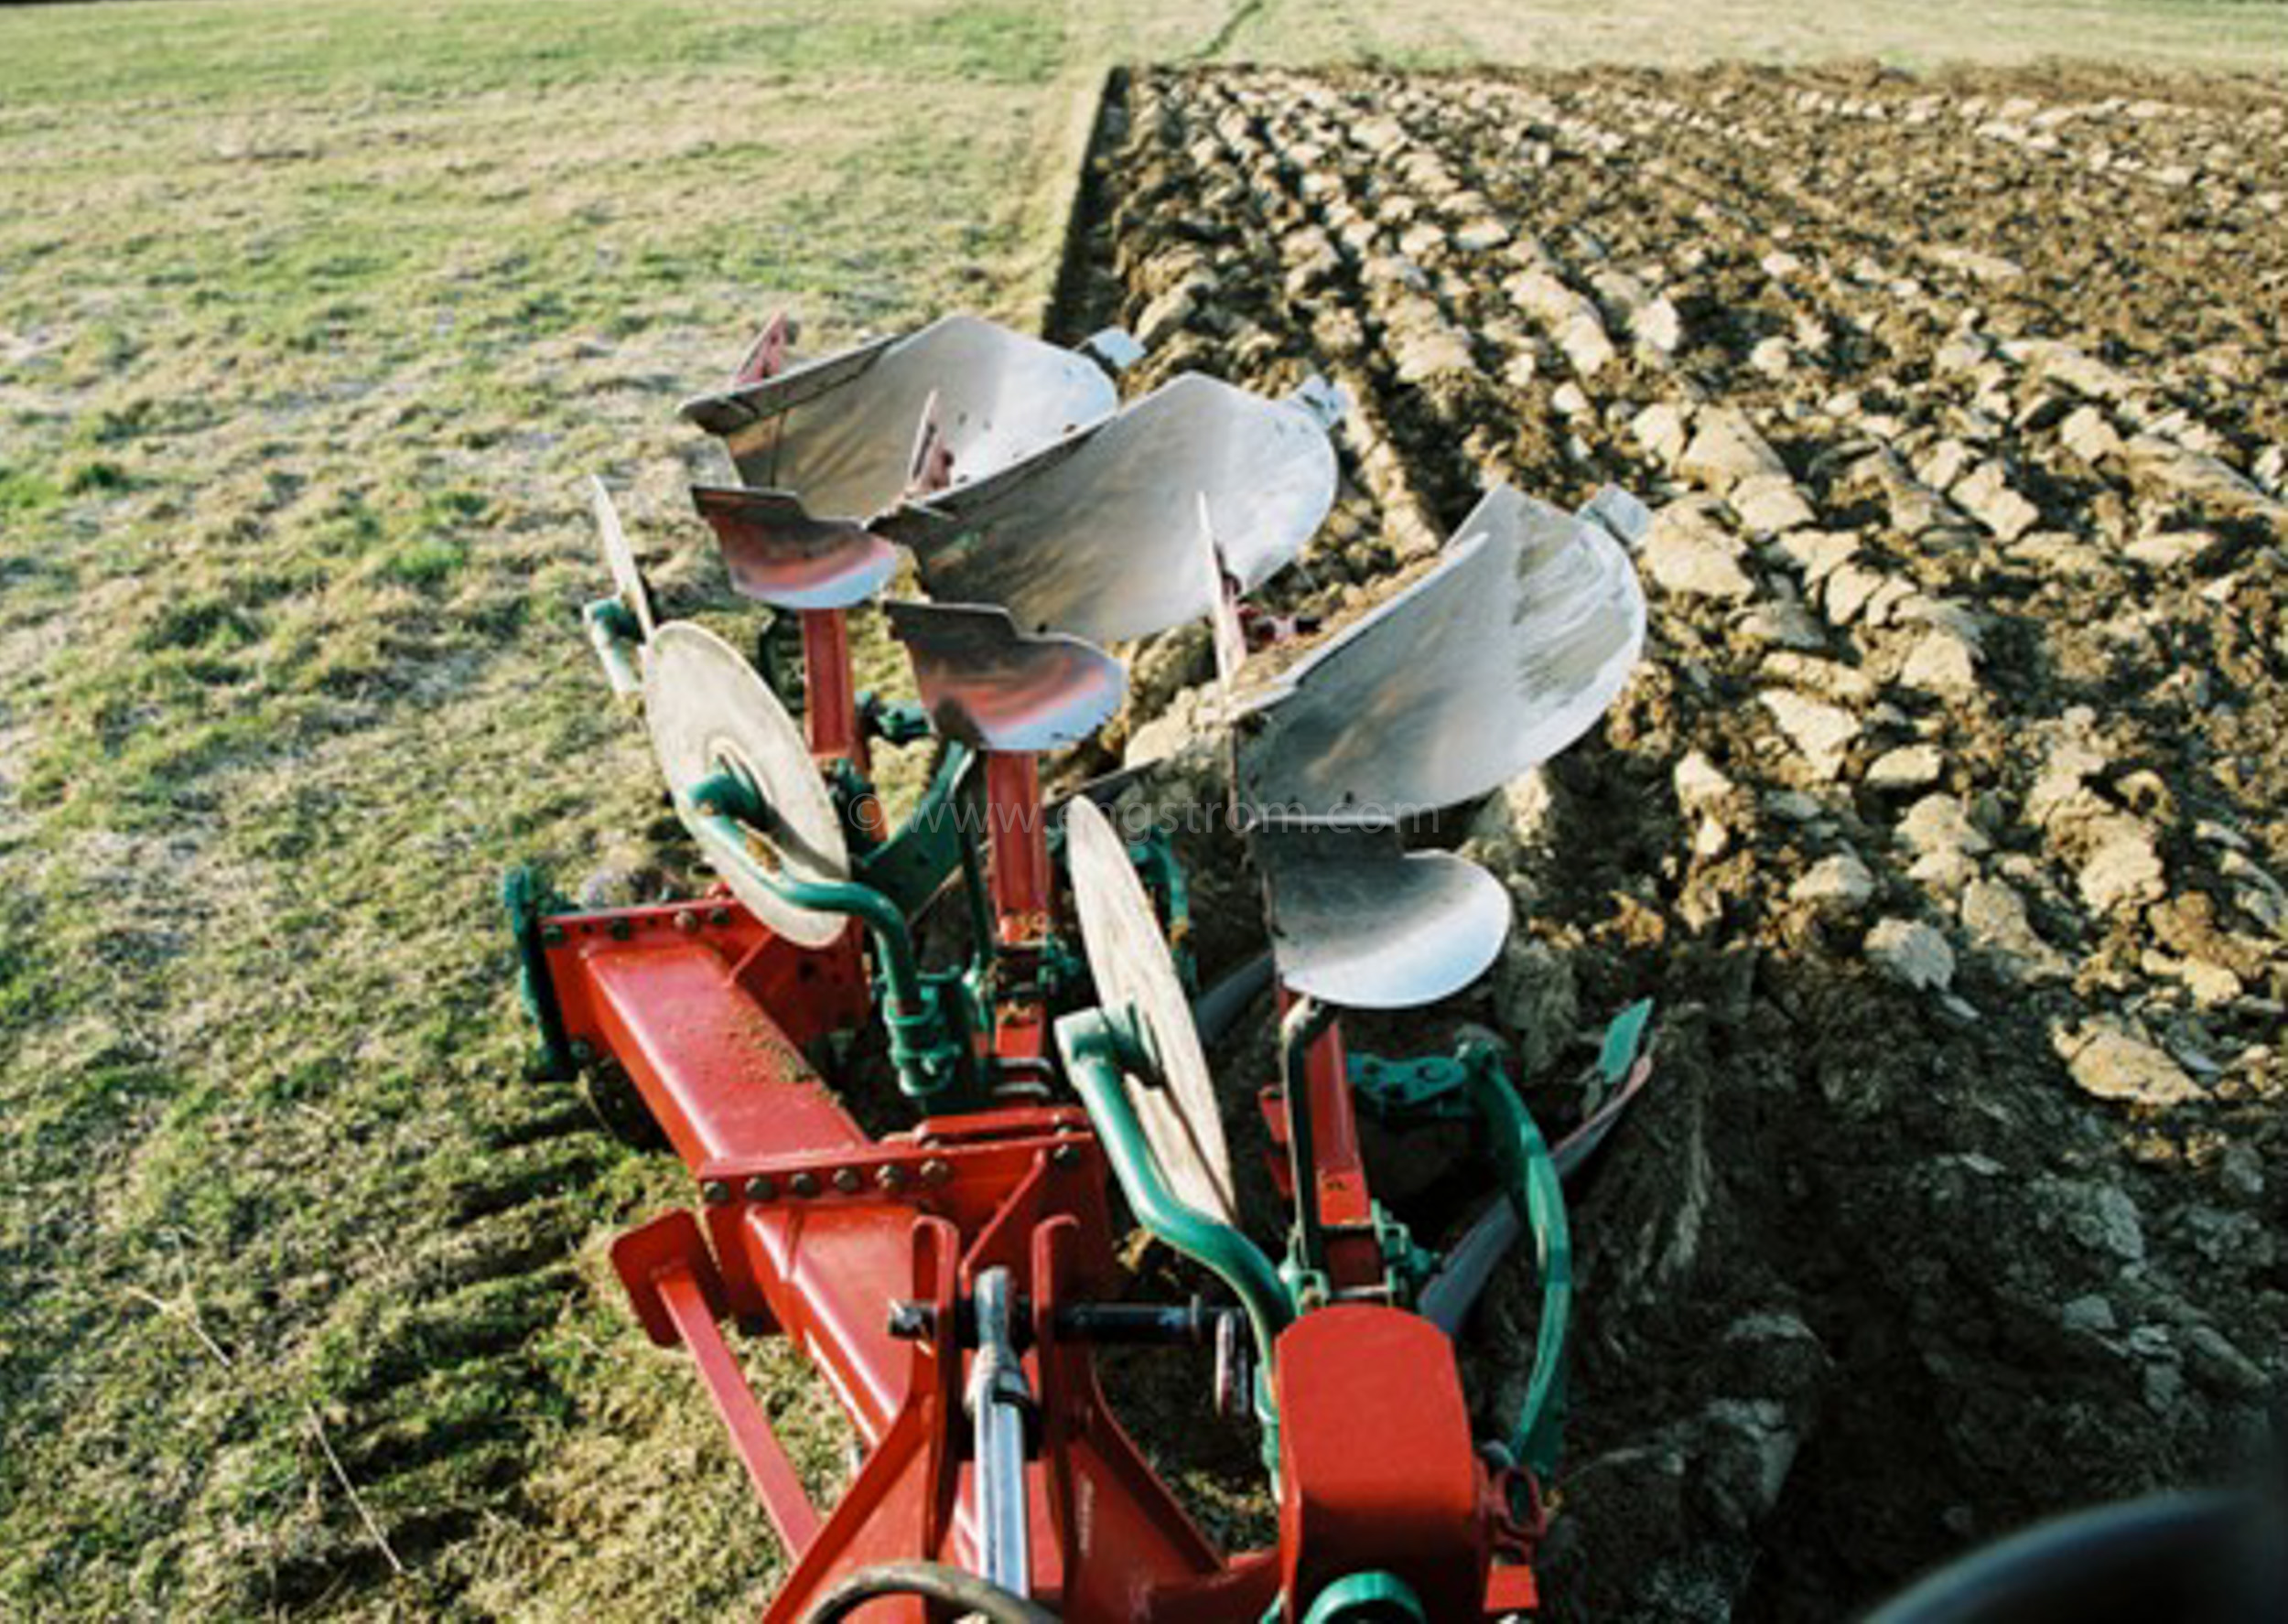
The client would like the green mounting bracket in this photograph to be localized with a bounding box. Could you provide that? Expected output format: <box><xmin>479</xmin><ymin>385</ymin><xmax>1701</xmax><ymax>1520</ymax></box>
<box><xmin>1456</xmin><ymin>1034</ymin><xmax>1571</xmax><ymax>1483</ymax></box>
<box><xmin>851</xmin><ymin>744</ymin><xmax>977</xmax><ymax>921</ymax></box>
<box><xmin>858</xmin><ymin>692</ymin><xmax>933</xmax><ymax>747</ymax></box>
<box><xmin>1126</xmin><ymin>826</ymin><xmax>1196</xmax><ymax>993</ymax></box>
<box><xmin>1348</xmin><ymin>1050</ymin><xmax>1474</xmax><ymax>1123</ymax></box>
<box><xmin>824</xmin><ymin>758</ymin><xmax>880</xmax><ymax>860</ymax></box>
<box><xmin>687</xmin><ymin>766</ymin><xmax>971</xmax><ymax>1106</ymax></box>
<box><xmin>502</xmin><ymin>864</ymin><xmax>578</xmax><ymax>1082</ymax></box>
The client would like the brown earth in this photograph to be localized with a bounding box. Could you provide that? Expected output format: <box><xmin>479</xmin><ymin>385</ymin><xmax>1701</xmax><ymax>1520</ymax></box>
<box><xmin>1052</xmin><ymin>62</ymin><xmax>2288</xmax><ymax>1622</ymax></box>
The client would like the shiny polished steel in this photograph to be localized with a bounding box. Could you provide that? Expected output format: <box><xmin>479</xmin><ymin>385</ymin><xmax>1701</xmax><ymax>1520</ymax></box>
<box><xmin>966</xmin><ymin>1266</ymin><xmax>1032</xmax><ymax>1599</ymax></box>
<box><xmin>680</xmin><ymin>314</ymin><xmax>1117</xmax><ymax>518</ymax></box>
<box><xmin>644</xmin><ymin>621</ymin><xmax>849</xmax><ymax>947</ymax></box>
<box><xmin>884</xmin><ymin>600</ymin><xmax>1125</xmax><ymax>752</ymax></box>
<box><xmin>1235</xmin><ymin>483</ymin><xmax>1646</xmax><ymax>823</ymax></box>
<box><xmin>590</xmin><ymin>476</ymin><xmax>655</xmax><ymax>641</ymax></box>
<box><xmin>875</xmin><ymin>373</ymin><xmax>1338</xmax><ymax>645</ymax></box>
<box><xmin>689</xmin><ymin>484</ymin><xmax>899</xmax><ymax>610</ymax></box>
<box><xmin>1064</xmin><ymin>797</ymin><xmax>1237</xmax><ymax>1222</ymax></box>
<box><xmin>1254</xmin><ymin>823</ymin><xmax>1512</xmax><ymax>1009</ymax></box>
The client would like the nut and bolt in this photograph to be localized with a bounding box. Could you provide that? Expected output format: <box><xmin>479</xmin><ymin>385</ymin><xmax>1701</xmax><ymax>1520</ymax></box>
<box><xmin>742</xmin><ymin>1175</ymin><xmax>776</xmax><ymax>1201</ymax></box>
<box><xmin>674</xmin><ymin>909</ymin><xmax>698</xmax><ymax>933</ymax></box>
<box><xmin>708</xmin><ymin>907</ymin><xmax>732</xmax><ymax>928</ymax></box>
<box><xmin>789</xmin><ymin>1171</ymin><xmax>821</xmax><ymax>1198</ymax></box>
<box><xmin>875</xmin><ymin>1165</ymin><xmax>907</xmax><ymax>1193</ymax></box>
<box><xmin>920</xmin><ymin>1157</ymin><xmax>953</xmax><ymax>1187</ymax></box>
<box><xmin>832</xmin><ymin>1167</ymin><xmax>862</xmax><ymax>1195</ymax></box>
<box><xmin>540</xmin><ymin>923</ymin><xmax>567</xmax><ymax>946</ymax></box>
<box><xmin>1050</xmin><ymin>1143</ymin><xmax>1083</xmax><ymax>1170</ymax></box>
<box><xmin>700</xmin><ymin>1179</ymin><xmax>733</xmax><ymax>1206</ymax></box>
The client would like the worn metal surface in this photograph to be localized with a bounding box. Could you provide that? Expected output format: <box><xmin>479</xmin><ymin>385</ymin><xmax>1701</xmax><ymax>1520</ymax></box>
<box><xmin>590</xmin><ymin>475</ymin><xmax>656</xmax><ymax>641</ymax></box>
<box><xmin>644</xmin><ymin>621</ymin><xmax>849</xmax><ymax>946</ymax></box>
<box><xmin>680</xmin><ymin>314</ymin><xmax>1117</xmax><ymax>518</ymax></box>
<box><xmin>1256</xmin><ymin>823</ymin><xmax>1512</xmax><ymax>1010</ymax></box>
<box><xmin>689</xmin><ymin>484</ymin><xmax>900</xmax><ymax>610</ymax></box>
<box><xmin>885</xmin><ymin>600</ymin><xmax>1125</xmax><ymax>753</ymax></box>
<box><xmin>876</xmin><ymin>373</ymin><xmax>1338</xmax><ymax>645</ymax></box>
<box><xmin>1236</xmin><ymin>483</ymin><xmax>1646</xmax><ymax>823</ymax></box>
<box><xmin>1064</xmin><ymin>797</ymin><xmax>1236</xmax><ymax>1223</ymax></box>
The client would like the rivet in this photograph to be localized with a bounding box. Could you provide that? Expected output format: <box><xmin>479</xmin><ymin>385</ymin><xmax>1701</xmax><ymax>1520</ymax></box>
<box><xmin>789</xmin><ymin>1171</ymin><xmax>821</xmax><ymax>1198</ymax></box>
<box><xmin>743</xmin><ymin>1175</ymin><xmax>776</xmax><ymax>1201</ymax></box>
<box><xmin>875</xmin><ymin>1165</ymin><xmax>907</xmax><ymax>1192</ymax></box>
<box><xmin>700</xmin><ymin>1179</ymin><xmax>733</xmax><ymax>1206</ymax></box>
<box><xmin>921</xmin><ymin>1158</ymin><xmax>953</xmax><ymax>1187</ymax></box>
<box><xmin>674</xmin><ymin>909</ymin><xmax>698</xmax><ymax>933</ymax></box>
<box><xmin>832</xmin><ymin>1167</ymin><xmax>862</xmax><ymax>1195</ymax></box>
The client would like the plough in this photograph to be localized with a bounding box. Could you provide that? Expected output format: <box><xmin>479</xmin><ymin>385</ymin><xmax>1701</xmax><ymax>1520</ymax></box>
<box><xmin>501</xmin><ymin>312</ymin><xmax>2278</xmax><ymax>1622</ymax></box>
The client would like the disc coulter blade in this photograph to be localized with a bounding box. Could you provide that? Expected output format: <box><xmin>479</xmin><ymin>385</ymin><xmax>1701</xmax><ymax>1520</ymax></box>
<box><xmin>1065</xmin><ymin>796</ymin><xmax>1237</xmax><ymax>1223</ymax></box>
<box><xmin>645</xmin><ymin>621</ymin><xmax>850</xmax><ymax>947</ymax></box>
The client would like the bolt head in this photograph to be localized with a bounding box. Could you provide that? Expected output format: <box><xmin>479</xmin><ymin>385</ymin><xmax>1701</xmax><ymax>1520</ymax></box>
<box><xmin>789</xmin><ymin>1171</ymin><xmax>820</xmax><ymax>1198</ymax></box>
<box><xmin>1050</xmin><ymin>1143</ymin><xmax>1082</xmax><ymax>1169</ymax></box>
<box><xmin>832</xmin><ymin>1167</ymin><xmax>861</xmax><ymax>1195</ymax></box>
<box><xmin>568</xmin><ymin>1039</ymin><xmax>594</xmax><ymax>1064</ymax></box>
<box><xmin>920</xmin><ymin>1157</ymin><xmax>953</xmax><ymax>1187</ymax></box>
<box><xmin>674</xmin><ymin>909</ymin><xmax>698</xmax><ymax>933</ymax></box>
<box><xmin>700</xmin><ymin>1179</ymin><xmax>733</xmax><ymax>1206</ymax></box>
<box><xmin>708</xmin><ymin>907</ymin><xmax>732</xmax><ymax>927</ymax></box>
<box><xmin>742</xmin><ymin>1175</ymin><xmax>776</xmax><ymax>1201</ymax></box>
<box><xmin>875</xmin><ymin>1164</ymin><xmax>906</xmax><ymax>1192</ymax></box>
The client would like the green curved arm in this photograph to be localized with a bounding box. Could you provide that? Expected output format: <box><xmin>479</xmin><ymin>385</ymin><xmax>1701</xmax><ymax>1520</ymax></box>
<box><xmin>1459</xmin><ymin>1041</ymin><xmax>1571</xmax><ymax>1483</ymax></box>
<box><xmin>686</xmin><ymin>770</ymin><xmax>964</xmax><ymax>1102</ymax></box>
<box><xmin>583</xmin><ymin>598</ymin><xmax>642</xmax><ymax>697</ymax></box>
<box><xmin>1056</xmin><ymin>1008</ymin><xmax>1293</xmax><ymax>1373</ymax></box>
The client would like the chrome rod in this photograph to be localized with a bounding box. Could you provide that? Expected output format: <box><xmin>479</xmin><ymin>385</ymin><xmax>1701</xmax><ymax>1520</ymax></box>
<box><xmin>966</xmin><ymin>1266</ymin><xmax>1031</xmax><ymax>1597</ymax></box>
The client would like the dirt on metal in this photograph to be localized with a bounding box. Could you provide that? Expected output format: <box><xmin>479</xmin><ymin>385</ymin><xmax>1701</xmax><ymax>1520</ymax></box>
<box><xmin>1052</xmin><ymin>61</ymin><xmax>2287</xmax><ymax>1622</ymax></box>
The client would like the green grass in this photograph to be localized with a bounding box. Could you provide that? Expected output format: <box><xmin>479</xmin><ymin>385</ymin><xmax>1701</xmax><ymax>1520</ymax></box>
<box><xmin>0</xmin><ymin>0</ymin><xmax>2281</xmax><ymax>1618</ymax></box>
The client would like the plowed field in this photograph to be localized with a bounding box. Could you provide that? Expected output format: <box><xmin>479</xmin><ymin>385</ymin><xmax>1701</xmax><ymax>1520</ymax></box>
<box><xmin>1057</xmin><ymin>63</ymin><xmax>2287</xmax><ymax>1621</ymax></box>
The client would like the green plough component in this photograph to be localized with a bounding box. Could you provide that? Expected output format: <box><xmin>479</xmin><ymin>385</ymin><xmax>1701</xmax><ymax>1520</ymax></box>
<box><xmin>851</xmin><ymin>743</ymin><xmax>977</xmax><ymax>920</ymax></box>
<box><xmin>1056</xmin><ymin>1006</ymin><xmax>1294</xmax><ymax>1388</ymax></box>
<box><xmin>502</xmin><ymin>864</ymin><xmax>578</xmax><ymax>1082</ymax></box>
<box><xmin>1457</xmin><ymin>1036</ymin><xmax>1572</xmax><ymax>1483</ymax></box>
<box><xmin>687</xmin><ymin>767</ymin><xmax>971</xmax><ymax>1105</ymax></box>
<box><xmin>582</xmin><ymin>597</ymin><xmax>643</xmax><ymax>697</ymax></box>
<box><xmin>1347</xmin><ymin>1050</ymin><xmax>1473</xmax><ymax>1121</ymax></box>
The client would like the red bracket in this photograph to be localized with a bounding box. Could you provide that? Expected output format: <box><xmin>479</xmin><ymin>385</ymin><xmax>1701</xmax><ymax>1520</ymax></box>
<box><xmin>612</xmin><ymin>1211</ymin><xmax>824</xmax><ymax>1557</ymax></box>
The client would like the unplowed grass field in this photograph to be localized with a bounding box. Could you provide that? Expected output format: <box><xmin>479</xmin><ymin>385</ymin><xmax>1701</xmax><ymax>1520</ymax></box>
<box><xmin>3</xmin><ymin>2</ymin><xmax>2284</xmax><ymax>1620</ymax></box>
